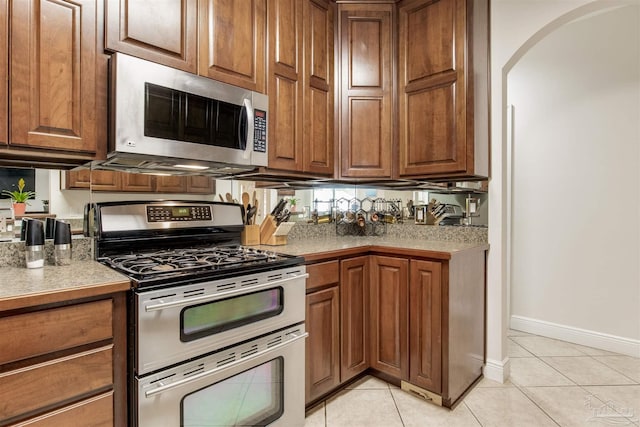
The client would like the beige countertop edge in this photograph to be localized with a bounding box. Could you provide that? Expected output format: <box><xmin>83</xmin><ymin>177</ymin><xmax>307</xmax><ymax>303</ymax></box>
<box><xmin>263</xmin><ymin>239</ymin><xmax>489</xmax><ymax>262</ymax></box>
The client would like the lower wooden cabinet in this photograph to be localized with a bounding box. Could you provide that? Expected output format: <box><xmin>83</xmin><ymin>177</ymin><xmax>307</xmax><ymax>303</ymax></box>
<box><xmin>409</xmin><ymin>259</ymin><xmax>442</xmax><ymax>393</ymax></box>
<box><xmin>340</xmin><ymin>256</ymin><xmax>369</xmax><ymax>382</ymax></box>
<box><xmin>304</xmin><ymin>247</ymin><xmax>486</xmax><ymax>408</ymax></box>
<box><xmin>369</xmin><ymin>255</ymin><xmax>409</xmax><ymax>380</ymax></box>
<box><xmin>0</xmin><ymin>293</ymin><xmax>127</xmax><ymax>426</ymax></box>
<box><xmin>65</xmin><ymin>170</ymin><xmax>215</xmax><ymax>194</ymax></box>
<box><xmin>305</xmin><ymin>285</ymin><xmax>340</xmax><ymax>403</ymax></box>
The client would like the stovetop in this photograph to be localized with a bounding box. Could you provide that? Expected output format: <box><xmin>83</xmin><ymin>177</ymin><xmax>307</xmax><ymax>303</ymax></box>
<box><xmin>99</xmin><ymin>244</ymin><xmax>303</xmax><ymax>290</ymax></box>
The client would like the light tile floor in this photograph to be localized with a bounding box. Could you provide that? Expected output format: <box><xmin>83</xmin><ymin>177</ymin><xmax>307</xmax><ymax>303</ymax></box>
<box><xmin>305</xmin><ymin>329</ymin><xmax>640</xmax><ymax>427</ymax></box>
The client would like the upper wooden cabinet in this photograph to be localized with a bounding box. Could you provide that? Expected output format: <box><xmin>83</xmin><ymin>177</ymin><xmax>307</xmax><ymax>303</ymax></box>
<box><xmin>198</xmin><ymin>0</ymin><xmax>267</xmax><ymax>93</ymax></box>
<box><xmin>267</xmin><ymin>0</ymin><xmax>334</xmax><ymax>175</ymax></box>
<box><xmin>398</xmin><ymin>0</ymin><xmax>489</xmax><ymax>179</ymax></box>
<box><xmin>105</xmin><ymin>0</ymin><xmax>198</xmax><ymax>73</ymax></box>
<box><xmin>65</xmin><ymin>170</ymin><xmax>215</xmax><ymax>194</ymax></box>
<box><xmin>1</xmin><ymin>0</ymin><xmax>106</xmax><ymax>166</ymax></box>
<box><xmin>338</xmin><ymin>3</ymin><xmax>395</xmax><ymax>179</ymax></box>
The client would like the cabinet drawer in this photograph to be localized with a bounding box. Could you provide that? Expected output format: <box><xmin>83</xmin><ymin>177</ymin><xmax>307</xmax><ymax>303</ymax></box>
<box><xmin>306</xmin><ymin>260</ymin><xmax>340</xmax><ymax>291</ymax></box>
<box><xmin>13</xmin><ymin>392</ymin><xmax>113</xmax><ymax>427</ymax></box>
<box><xmin>0</xmin><ymin>299</ymin><xmax>113</xmax><ymax>365</ymax></box>
<box><xmin>0</xmin><ymin>346</ymin><xmax>113</xmax><ymax>422</ymax></box>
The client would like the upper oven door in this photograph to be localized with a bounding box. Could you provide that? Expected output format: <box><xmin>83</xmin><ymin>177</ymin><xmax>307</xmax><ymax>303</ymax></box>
<box><xmin>111</xmin><ymin>53</ymin><xmax>268</xmax><ymax>167</ymax></box>
<box><xmin>135</xmin><ymin>265</ymin><xmax>307</xmax><ymax>375</ymax></box>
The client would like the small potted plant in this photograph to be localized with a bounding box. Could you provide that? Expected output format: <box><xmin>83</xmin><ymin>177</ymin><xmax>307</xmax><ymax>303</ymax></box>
<box><xmin>2</xmin><ymin>178</ymin><xmax>35</xmax><ymax>216</ymax></box>
<box><xmin>287</xmin><ymin>197</ymin><xmax>299</xmax><ymax>212</ymax></box>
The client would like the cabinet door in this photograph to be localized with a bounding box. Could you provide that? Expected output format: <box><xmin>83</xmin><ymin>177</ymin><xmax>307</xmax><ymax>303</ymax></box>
<box><xmin>198</xmin><ymin>0</ymin><xmax>266</xmax><ymax>93</ymax></box>
<box><xmin>409</xmin><ymin>259</ymin><xmax>442</xmax><ymax>393</ymax></box>
<box><xmin>120</xmin><ymin>172</ymin><xmax>155</xmax><ymax>192</ymax></box>
<box><xmin>106</xmin><ymin>0</ymin><xmax>197</xmax><ymax>73</ymax></box>
<box><xmin>303</xmin><ymin>0</ymin><xmax>334</xmax><ymax>175</ymax></box>
<box><xmin>155</xmin><ymin>175</ymin><xmax>187</xmax><ymax>193</ymax></box>
<box><xmin>0</xmin><ymin>0</ymin><xmax>7</xmax><ymax>146</ymax></box>
<box><xmin>398</xmin><ymin>0</ymin><xmax>467</xmax><ymax>177</ymax></box>
<box><xmin>65</xmin><ymin>170</ymin><xmax>120</xmax><ymax>191</ymax></box>
<box><xmin>340</xmin><ymin>256</ymin><xmax>369</xmax><ymax>382</ymax></box>
<box><xmin>186</xmin><ymin>175</ymin><xmax>215</xmax><ymax>194</ymax></box>
<box><xmin>369</xmin><ymin>255</ymin><xmax>408</xmax><ymax>379</ymax></box>
<box><xmin>10</xmin><ymin>0</ymin><xmax>102</xmax><ymax>157</ymax></box>
<box><xmin>267</xmin><ymin>0</ymin><xmax>303</xmax><ymax>171</ymax></box>
<box><xmin>338</xmin><ymin>4</ymin><xmax>393</xmax><ymax>178</ymax></box>
<box><xmin>306</xmin><ymin>286</ymin><xmax>340</xmax><ymax>403</ymax></box>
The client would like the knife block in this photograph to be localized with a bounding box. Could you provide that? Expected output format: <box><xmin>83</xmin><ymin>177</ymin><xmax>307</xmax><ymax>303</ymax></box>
<box><xmin>259</xmin><ymin>216</ymin><xmax>294</xmax><ymax>245</ymax></box>
<box><xmin>241</xmin><ymin>224</ymin><xmax>260</xmax><ymax>246</ymax></box>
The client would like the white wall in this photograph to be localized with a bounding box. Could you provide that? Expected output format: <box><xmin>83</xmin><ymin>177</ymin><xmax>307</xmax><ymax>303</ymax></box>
<box><xmin>508</xmin><ymin>5</ymin><xmax>640</xmax><ymax>346</ymax></box>
<box><xmin>486</xmin><ymin>0</ymin><xmax>636</xmax><ymax>381</ymax></box>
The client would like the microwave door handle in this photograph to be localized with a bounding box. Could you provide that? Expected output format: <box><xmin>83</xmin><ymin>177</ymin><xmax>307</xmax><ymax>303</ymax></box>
<box><xmin>143</xmin><ymin>331</ymin><xmax>309</xmax><ymax>398</ymax></box>
<box><xmin>144</xmin><ymin>273</ymin><xmax>309</xmax><ymax>312</ymax></box>
<box><xmin>238</xmin><ymin>98</ymin><xmax>252</xmax><ymax>151</ymax></box>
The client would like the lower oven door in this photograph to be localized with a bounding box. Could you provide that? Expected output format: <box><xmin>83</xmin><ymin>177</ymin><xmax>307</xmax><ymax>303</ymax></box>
<box><xmin>136</xmin><ymin>265</ymin><xmax>307</xmax><ymax>375</ymax></box>
<box><xmin>136</xmin><ymin>324</ymin><xmax>307</xmax><ymax>427</ymax></box>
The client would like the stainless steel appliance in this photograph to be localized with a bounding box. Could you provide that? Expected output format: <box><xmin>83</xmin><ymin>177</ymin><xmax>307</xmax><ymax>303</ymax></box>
<box><xmin>97</xmin><ymin>53</ymin><xmax>268</xmax><ymax>176</ymax></box>
<box><xmin>89</xmin><ymin>200</ymin><xmax>307</xmax><ymax>427</ymax></box>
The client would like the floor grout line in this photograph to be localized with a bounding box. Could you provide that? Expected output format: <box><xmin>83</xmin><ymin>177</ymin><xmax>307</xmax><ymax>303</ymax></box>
<box><xmin>388</xmin><ymin>387</ymin><xmax>406</xmax><ymax>427</ymax></box>
<box><xmin>463</xmin><ymin>401</ymin><xmax>484</xmax><ymax>427</ymax></box>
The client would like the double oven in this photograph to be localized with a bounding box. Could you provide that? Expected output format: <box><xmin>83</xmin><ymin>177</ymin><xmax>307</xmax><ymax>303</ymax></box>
<box><xmin>90</xmin><ymin>201</ymin><xmax>308</xmax><ymax>426</ymax></box>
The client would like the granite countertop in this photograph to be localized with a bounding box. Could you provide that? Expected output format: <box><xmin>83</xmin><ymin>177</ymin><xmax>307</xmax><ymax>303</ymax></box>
<box><xmin>259</xmin><ymin>236</ymin><xmax>489</xmax><ymax>262</ymax></box>
<box><xmin>0</xmin><ymin>260</ymin><xmax>130</xmax><ymax>311</ymax></box>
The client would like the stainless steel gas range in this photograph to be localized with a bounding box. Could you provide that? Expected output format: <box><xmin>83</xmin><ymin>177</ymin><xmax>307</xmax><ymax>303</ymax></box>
<box><xmin>88</xmin><ymin>200</ymin><xmax>308</xmax><ymax>427</ymax></box>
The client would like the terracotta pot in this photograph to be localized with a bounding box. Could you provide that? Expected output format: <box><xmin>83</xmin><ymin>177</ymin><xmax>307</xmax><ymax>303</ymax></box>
<box><xmin>12</xmin><ymin>202</ymin><xmax>26</xmax><ymax>216</ymax></box>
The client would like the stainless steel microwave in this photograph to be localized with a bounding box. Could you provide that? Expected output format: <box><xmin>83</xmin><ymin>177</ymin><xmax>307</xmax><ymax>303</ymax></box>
<box><xmin>99</xmin><ymin>53</ymin><xmax>268</xmax><ymax>176</ymax></box>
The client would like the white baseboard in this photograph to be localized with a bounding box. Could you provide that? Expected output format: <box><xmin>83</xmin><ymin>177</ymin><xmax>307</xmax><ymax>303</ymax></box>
<box><xmin>483</xmin><ymin>357</ymin><xmax>511</xmax><ymax>383</ymax></box>
<box><xmin>511</xmin><ymin>315</ymin><xmax>640</xmax><ymax>357</ymax></box>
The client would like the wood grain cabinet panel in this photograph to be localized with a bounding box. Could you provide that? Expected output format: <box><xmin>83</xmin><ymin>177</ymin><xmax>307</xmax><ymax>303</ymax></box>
<box><xmin>16</xmin><ymin>392</ymin><xmax>114</xmax><ymax>427</ymax></box>
<box><xmin>305</xmin><ymin>285</ymin><xmax>340</xmax><ymax>403</ymax></box>
<box><xmin>106</xmin><ymin>0</ymin><xmax>197</xmax><ymax>72</ymax></box>
<box><xmin>340</xmin><ymin>256</ymin><xmax>369</xmax><ymax>382</ymax></box>
<box><xmin>65</xmin><ymin>170</ymin><xmax>120</xmax><ymax>191</ymax></box>
<box><xmin>0</xmin><ymin>300</ymin><xmax>113</xmax><ymax>365</ymax></box>
<box><xmin>186</xmin><ymin>175</ymin><xmax>215</xmax><ymax>194</ymax></box>
<box><xmin>338</xmin><ymin>4</ymin><xmax>393</xmax><ymax>178</ymax></box>
<box><xmin>398</xmin><ymin>0</ymin><xmax>489</xmax><ymax>178</ymax></box>
<box><xmin>409</xmin><ymin>259</ymin><xmax>442</xmax><ymax>393</ymax></box>
<box><xmin>199</xmin><ymin>0</ymin><xmax>266</xmax><ymax>93</ymax></box>
<box><xmin>9</xmin><ymin>0</ymin><xmax>102</xmax><ymax>158</ymax></box>
<box><xmin>0</xmin><ymin>346</ymin><xmax>113</xmax><ymax>422</ymax></box>
<box><xmin>306</xmin><ymin>260</ymin><xmax>339</xmax><ymax>291</ymax></box>
<box><xmin>0</xmin><ymin>0</ymin><xmax>7</xmax><ymax>147</ymax></box>
<box><xmin>267</xmin><ymin>0</ymin><xmax>334</xmax><ymax>176</ymax></box>
<box><xmin>369</xmin><ymin>255</ymin><xmax>408</xmax><ymax>379</ymax></box>
<box><xmin>120</xmin><ymin>172</ymin><xmax>155</xmax><ymax>192</ymax></box>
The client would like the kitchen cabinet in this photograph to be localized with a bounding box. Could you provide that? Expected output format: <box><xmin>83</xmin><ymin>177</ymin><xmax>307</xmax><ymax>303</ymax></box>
<box><xmin>340</xmin><ymin>256</ymin><xmax>369</xmax><ymax>382</ymax></box>
<box><xmin>397</xmin><ymin>0</ymin><xmax>489</xmax><ymax>179</ymax></box>
<box><xmin>305</xmin><ymin>261</ymin><xmax>341</xmax><ymax>403</ymax></box>
<box><xmin>198</xmin><ymin>0</ymin><xmax>267</xmax><ymax>93</ymax></box>
<box><xmin>266</xmin><ymin>0</ymin><xmax>334</xmax><ymax>176</ymax></box>
<box><xmin>106</xmin><ymin>0</ymin><xmax>198</xmax><ymax>73</ymax></box>
<box><xmin>409</xmin><ymin>259</ymin><xmax>442</xmax><ymax>393</ymax></box>
<box><xmin>65</xmin><ymin>170</ymin><xmax>215</xmax><ymax>194</ymax></box>
<box><xmin>369</xmin><ymin>255</ymin><xmax>409</xmax><ymax>379</ymax></box>
<box><xmin>0</xmin><ymin>293</ymin><xmax>127</xmax><ymax>426</ymax></box>
<box><xmin>1</xmin><ymin>0</ymin><xmax>107</xmax><ymax>167</ymax></box>
<box><xmin>106</xmin><ymin>0</ymin><xmax>266</xmax><ymax>93</ymax></box>
<box><xmin>338</xmin><ymin>3</ymin><xmax>395</xmax><ymax>179</ymax></box>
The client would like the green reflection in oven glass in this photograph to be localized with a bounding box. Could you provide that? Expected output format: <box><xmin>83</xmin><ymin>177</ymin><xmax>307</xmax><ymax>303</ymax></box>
<box><xmin>182</xmin><ymin>288</ymin><xmax>282</xmax><ymax>339</ymax></box>
<box><xmin>181</xmin><ymin>357</ymin><xmax>284</xmax><ymax>426</ymax></box>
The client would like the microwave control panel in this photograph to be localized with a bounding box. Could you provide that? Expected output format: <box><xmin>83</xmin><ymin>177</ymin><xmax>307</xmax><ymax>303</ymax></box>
<box><xmin>253</xmin><ymin>109</ymin><xmax>267</xmax><ymax>153</ymax></box>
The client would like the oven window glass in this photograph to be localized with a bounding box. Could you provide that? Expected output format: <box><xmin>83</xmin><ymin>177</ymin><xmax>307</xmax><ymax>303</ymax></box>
<box><xmin>181</xmin><ymin>287</ymin><xmax>284</xmax><ymax>341</ymax></box>
<box><xmin>181</xmin><ymin>357</ymin><xmax>284</xmax><ymax>427</ymax></box>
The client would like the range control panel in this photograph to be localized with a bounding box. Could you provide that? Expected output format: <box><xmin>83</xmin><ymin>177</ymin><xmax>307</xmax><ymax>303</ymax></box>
<box><xmin>146</xmin><ymin>205</ymin><xmax>212</xmax><ymax>222</ymax></box>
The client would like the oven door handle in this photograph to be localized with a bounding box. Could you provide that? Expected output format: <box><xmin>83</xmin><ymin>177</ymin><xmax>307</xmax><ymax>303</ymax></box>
<box><xmin>143</xmin><ymin>331</ymin><xmax>309</xmax><ymax>398</ymax></box>
<box><xmin>143</xmin><ymin>273</ymin><xmax>309</xmax><ymax>312</ymax></box>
